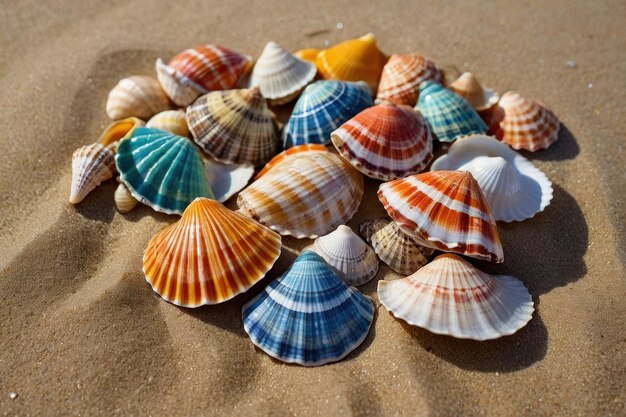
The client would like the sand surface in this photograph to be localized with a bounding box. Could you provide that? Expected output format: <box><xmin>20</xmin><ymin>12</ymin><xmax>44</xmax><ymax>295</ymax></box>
<box><xmin>1</xmin><ymin>0</ymin><xmax>624</xmax><ymax>416</ymax></box>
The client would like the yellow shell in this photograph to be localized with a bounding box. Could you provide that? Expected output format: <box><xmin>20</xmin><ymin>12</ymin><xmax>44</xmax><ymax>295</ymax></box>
<box><xmin>146</xmin><ymin>110</ymin><xmax>190</xmax><ymax>137</ymax></box>
<box><xmin>105</xmin><ymin>76</ymin><xmax>171</xmax><ymax>120</ymax></box>
<box><xmin>294</xmin><ymin>48</ymin><xmax>321</xmax><ymax>63</ymax></box>
<box><xmin>97</xmin><ymin>117</ymin><xmax>145</xmax><ymax>148</ymax></box>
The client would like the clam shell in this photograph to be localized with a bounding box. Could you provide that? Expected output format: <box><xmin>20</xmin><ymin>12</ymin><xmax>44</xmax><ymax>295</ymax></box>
<box><xmin>369</xmin><ymin>220</ymin><xmax>434</xmax><ymax>275</ymax></box>
<box><xmin>204</xmin><ymin>158</ymin><xmax>255</xmax><ymax>203</ymax></box>
<box><xmin>378</xmin><ymin>254</ymin><xmax>534</xmax><ymax>340</ymax></box>
<box><xmin>431</xmin><ymin>134</ymin><xmax>553</xmax><ymax>222</ymax></box>
<box><xmin>144</xmin><ymin>198</ymin><xmax>281</xmax><ymax>307</ymax></box>
<box><xmin>331</xmin><ymin>102</ymin><xmax>433</xmax><ymax>180</ymax></box>
<box><xmin>115</xmin><ymin>127</ymin><xmax>214</xmax><ymax>215</ymax></box>
<box><xmin>186</xmin><ymin>86</ymin><xmax>279</xmax><ymax>166</ymax></box>
<box><xmin>97</xmin><ymin>117</ymin><xmax>145</xmax><ymax>148</ymax></box>
<box><xmin>316</xmin><ymin>33</ymin><xmax>388</xmax><ymax>92</ymax></box>
<box><xmin>146</xmin><ymin>110</ymin><xmax>190</xmax><ymax>137</ymax></box>
<box><xmin>69</xmin><ymin>143</ymin><xmax>116</xmax><ymax>204</ymax></box>
<box><xmin>376</xmin><ymin>54</ymin><xmax>444</xmax><ymax>106</ymax></box>
<box><xmin>449</xmin><ymin>72</ymin><xmax>499</xmax><ymax>112</ymax></box>
<box><xmin>250</xmin><ymin>41</ymin><xmax>317</xmax><ymax>104</ymax></box>
<box><xmin>238</xmin><ymin>151</ymin><xmax>364</xmax><ymax>238</ymax></box>
<box><xmin>378</xmin><ymin>170</ymin><xmax>503</xmax><ymax>263</ymax></box>
<box><xmin>294</xmin><ymin>48</ymin><xmax>320</xmax><ymax>63</ymax></box>
<box><xmin>490</xmin><ymin>91</ymin><xmax>560</xmax><ymax>152</ymax></box>
<box><xmin>255</xmin><ymin>143</ymin><xmax>328</xmax><ymax>180</ymax></box>
<box><xmin>114</xmin><ymin>181</ymin><xmax>138</xmax><ymax>213</ymax></box>
<box><xmin>282</xmin><ymin>80</ymin><xmax>373</xmax><ymax>148</ymax></box>
<box><xmin>242</xmin><ymin>251</ymin><xmax>374</xmax><ymax>366</ymax></box>
<box><xmin>311</xmin><ymin>225</ymin><xmax>379</xmax><ymax>286</ymax></box>
<box><xmin>105</xmin><ymin>76</ymin><xmax>170</xmax><ymax>120</ymax></box>
<box><xmin>415</xmin><ymin>81</ymin><xmax>487</xmax><ymax>142</ymax></box>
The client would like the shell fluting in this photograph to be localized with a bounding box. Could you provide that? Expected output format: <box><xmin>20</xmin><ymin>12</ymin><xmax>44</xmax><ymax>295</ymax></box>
<box><xmin>331</xmin><ymin>102</ymin><xmax>433</xmax><ymax>180</ymax></box>
<box><xmin>255</xmin><ymin>143</ymin><xmax>328</xmax><ymax>180</ymax></box>
<box><xmin>204</xmin><ymin>159</ymin><xmax>254</xmax><ymax>203</ymax></box>
<box><xmin>114</xmin><ymin>182</ymin><xmax>138</xmax><ymax>213</ymax></box>
<box><xmin>449</xmin><ymin>72</ymin><xmax>499</xmax><ymax>112</ymax></box>
<box><xmin>369</xmin><ymin>220</ymin><xmax>434</xmax><ymax>275</ymax></box>
<box><xmin>358</xmin><ymin>217</ymin><xmax>390</xmax><ymax>245</ymax></box>
<box><xmin>105</xmin><ymin>76</ymin><xmax>170</xmax><ymax>120</ymax></box>
<box><xmin>143</xmin><ymin>198</ymin><xmax>282</xmax><ymax>307</ymax></box>
<box><xmin>376</xmin><ymin>54</ymin><xmax>444</xmax><ymax>106</ymax></box>
<box><xmin>378</xmin><ymin>254</ymin><xmax>534</xmax><ymax>340</ymax></box>
<box><xmin>69</xmin><ymin>143</ymin><xmax>116</xmax><ymax>204</ymax></box>
<box><xmin>146</xmin><ymin>110</ymin><xmax>190</xmax><ymax>137</ymax></box>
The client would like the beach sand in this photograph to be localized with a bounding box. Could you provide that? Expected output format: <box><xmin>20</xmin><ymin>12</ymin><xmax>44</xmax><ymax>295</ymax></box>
<box><xmin>0</xmin><ymin>0</ymin><xmax>624</xmax><ymax>415</ymax></box>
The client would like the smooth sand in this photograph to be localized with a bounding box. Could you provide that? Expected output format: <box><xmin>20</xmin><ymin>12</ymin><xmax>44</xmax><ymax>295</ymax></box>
<box><xmin>0</xmin><ymin>0</ymin><xmax>624</xmax><ymax>416</ymax></box>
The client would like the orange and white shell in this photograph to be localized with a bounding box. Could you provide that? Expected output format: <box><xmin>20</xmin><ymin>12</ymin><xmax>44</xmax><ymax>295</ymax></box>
<box><xmin>449</xmin><ymin>72</ymin><xmax>499</xmax><ymax>112</ymax></box>
<box><xmin>376</xmin><ymin>54</ymin><xmax>444</xmax><ymax>106</ymax></box>
<box><xmin>143</xmin><ymin>197</ymin><xmax>281</xmax><ymax>307</ymax></box>
<box><xmin>146</xmin><ymin>110</ymin><xmax>190</xmax><ymax>137</ymax></box>
<box><xmin>378</xmin><ymin>170</ymin><xmax>503</xmax><ymax>263</ymax></box>
<box><xmin>105</xmin><ymin>76</ymin><xmax>170</xmax><ymax>120</ymax></box>
<box><xmin>490</xmin><ymin>91</ymin><xmax>560</xmax><ymax>152</ymax></box>
<box><xmin>255</xmin><ymin>143</ymin><xmax>328</xmax><ymax>180</ymax></box>
<box><xmin>378</xmin><ymin>254</ymin><xmax>534</xmax><ymax>340</ymax></box>
<box><xmin>69</xmin><ymin>143</ymin><xmax>116</xmax><ymax>204</ymax></box>
<box><xmin>114</xmin><ymin>181</ymin><xmax>138</xmax><ymax>213</ymax></box>
<box><xmin>238</xmin><ymin>151</ymin><xmax>364</xmax><ymax>239</ymax></box>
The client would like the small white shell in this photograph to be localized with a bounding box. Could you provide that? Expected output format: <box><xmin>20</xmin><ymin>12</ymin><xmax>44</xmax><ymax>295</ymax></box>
<box><xmin>204</xmin><ymin>159</ymin><xmax>255</xmax><ymax>203</ymax></box>
<box><xmin>146</xmin><ymin>110</ymin><xmax>190</xmax><ymax>137</ymax></box>
<box><xmin>114</xmin><ymin>181</ymin><xmax>138</xmax><ymax>213</ymax></box>
<box><xmin>106</xmin><ymin>76</ymin><xmax>171</xmax><ymax>120</ymax></box>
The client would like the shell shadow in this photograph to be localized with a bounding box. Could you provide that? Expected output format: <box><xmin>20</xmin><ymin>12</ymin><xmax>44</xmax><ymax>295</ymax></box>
<box><xmin>520</xmin><ymin>123</ymin><xmax>579</xmax><ymax>161</ymax></box>
<box><xmin>70</xmin><ymin>180</ymin><xmax>118</xmax><ymax>223</ymax></box>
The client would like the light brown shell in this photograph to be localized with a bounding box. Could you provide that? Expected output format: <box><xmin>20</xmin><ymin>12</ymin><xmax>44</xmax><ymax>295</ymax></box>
<box><xmin>105</xmin><ymin>76</ymin><xmax>170</xmax><ymax>120</ymax></box>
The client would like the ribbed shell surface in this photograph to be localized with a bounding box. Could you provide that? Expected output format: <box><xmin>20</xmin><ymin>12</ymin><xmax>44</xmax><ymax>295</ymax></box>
<box><xmin>69</xmin><ymin>143</ymin><xmax>116</xmax><ymax>204</ymax></box>
<box><xmin>370</xmin><ymin>220</ymin><xmax>434</xmax><ymax>275</ymax></box>
<box><xmin>255</xmin><ymin>144</ymin><xmax>328</xmax><ymax>179</ymax></box>
<box><xmin>114</xmin><ymin>182</ymin><xmax>138</xmax><ymax>213</ymax></box>
<box><xmin>376</xmin><ymin>54</ymin><xmax>444</xmax><ymax>106</ymax></box>
<box><xmin>105</xmin><ymin>76</ymin><xmax>170</xmax><ymax>120</ymax></box>
<box><xmin>448</xmin><ymin>72</ymin><xmax>499</xmax><ymax>112</ymax></box>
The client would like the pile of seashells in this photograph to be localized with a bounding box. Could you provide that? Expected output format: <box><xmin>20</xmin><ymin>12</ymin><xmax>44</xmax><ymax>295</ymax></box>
<box><xmin>69</xmin><ymin>33</ymin><xmax>560</xmax><ymax>366</ymax></box>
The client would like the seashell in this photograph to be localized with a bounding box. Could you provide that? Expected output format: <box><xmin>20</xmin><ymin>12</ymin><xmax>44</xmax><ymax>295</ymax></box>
<box><xmin>238</xmin><ymin>151</ymin><xmax>364</xmax><ymax>238</ymax></box>
<box><xmin>294</xmin><ymin>48</ymin><xmax>321</xmax><ymax>63</ymax></box>
<box><xmin>449</xmin><ymin>72</ymin><xmax>499</xmax><ymax>112</ymax></box>
<box><xmin>378</xmin><ymin>170</ymin><xmax>503</xmax><ymax>263</ymax></box>
<box><xmin>282</xmin><ymin>80</ymin><xmax>373</xmax><ymax>148</ymax></box>
<box><xmin>255</xmin><ymin>143</ymin><xmax>328</xmax><ymax>179</ymax></box>
<box><xmin>415</xmin><ymin>81</ymin><xmax>487</xmax><ymax>142</ymax></box>
<box><xmin>242</xmin><ymin>250</ymin><xmax>374</xmax><ymax>366</ymax></box>
<box><xmin>204</xmin><ymin>158</ymin><xmax>255</xmax><ymax>203</ymax></box>
<box><xmin>378</xmin><ymin>254</ymin><xmax>534</xmax><ymax>340</ymax></box>
<box><xmin>69</xmin><ymin>143</ymin><xmax>116</xmax><ymax>204</ymax></box>
<box><xmin>186</xmin><ymin>86</ymin><xmax>279</xmax><ymax>166</ymax></box>
<box><xmin>115</xmin><ymin>127</ymin><xmax>214</xmax><ymax>215</ymax></box>
<box><xmin>358</xmin><ymin>217</ymin><xmax>390</xmax><ymax>245</ymax></box>
<box><xmin>144</xmin><ymin>197</ymin><xmax>281</xmax><ymax>307</ymax></box>
<box><xmin>97</xmin><ymin>117</ymin><xmax>145</xmax><ymax>148</ymax></box>
<box><xmin>114</xmin><ymin>181</ymin><xmax>138</xmax><ymax>213</ymax></box>
<box><xmin>330</xmin><ymin>102</ymin><xmax>433</xmax><ymax>180</ymax></box>
<box><xmin>369</xmin><ymin>220</ymin><xmax>434</xmax><ymax>275</ymax></box>
<box><xmin>432</xmin><ymin>135</ymin><xmax>553</xmax><ymax>222</ymax></box>
<box><xmin>156</xmin><ymin>45</ymin><xmax>252</xmax><ymax>106</ymax></box>
<box><xmin>105</xmin><ymin>76</ymin><xmax>170</xmax><ymax>120</ymax></box>
<box><xmin>490</xmin><ymin>91</ymin><xmax>560</xmax><ymax>152</ymax></box>
<box><xmin>316</xmin><ymin>33</ymin><xmax>388</xmax><ymax>92</ymax></box>
<box><xmin>310</xmin><ymin>225</ymin><xmax>379</xmax><ymax>286</ymax></box>
<box><xmin>146</xmin><ymin>110</ymin><xmax>189</xmax><ymax>137</ymax></box>
<box><xmin>249</xmin><ymin>41</ymin><xmax>317</xmax><ymax>105</ymax></box>
<box><xmin>376</xmin><ymin>54</ymin><xmax>444</xmax><ymax>106</ymax></box>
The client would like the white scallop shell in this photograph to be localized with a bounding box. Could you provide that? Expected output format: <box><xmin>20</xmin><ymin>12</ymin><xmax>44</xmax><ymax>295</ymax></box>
<box><xmin>106</xmin><ymin>76</ymin><xmax>170</xmax><ymax>120</ymax></box>
<box><xmin>204</xmin><ymin>159</ymin><xmax>255</xmax><ymax>203</ymax></box>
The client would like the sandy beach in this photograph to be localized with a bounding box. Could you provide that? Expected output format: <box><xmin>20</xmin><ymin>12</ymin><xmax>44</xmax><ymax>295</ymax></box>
<box><xmin>0</xmin><ymin>0</ymin><xmax>624</xmax><ymax>415</ymax></box>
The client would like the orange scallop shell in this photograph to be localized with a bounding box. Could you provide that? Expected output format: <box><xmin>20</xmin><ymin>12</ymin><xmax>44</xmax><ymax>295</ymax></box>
<box><xmin>255</xmin><ymin>143</ymin><xmax>328</xmax><ymax>180</ymax></box>
<box><xmin>294</xmin><ymin>48</ymin><xmax>321</xmax><ymax>63</ymax></box>
<box><xmin>376</xmin><ymin>54</ymin><xmax>444</xmax><ymax>106</ymax></box>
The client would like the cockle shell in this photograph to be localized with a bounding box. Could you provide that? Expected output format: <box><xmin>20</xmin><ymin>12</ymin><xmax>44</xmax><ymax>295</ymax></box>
<box><xmin>186</xmin><ymin>86</ymin><xmax>279</xmax><ymax>166</ymax></box>
<box><xmin>282</xmin><ymin>80</ymin><xmax>373</xmax><ymax>148</ymax></box>
<box><xmin>69</xmin><ymin>143</ymin><xmax>116</xmax><ymax>204</ymax></box>
<box><xmin>431</xmin><ymin>135</ymin><xmax>553</xmax><ymax>222</ymax></box>
<box><xmin>204</xmin><ymin>158</ymin><xmax>255</xmax><ymax>203</ymax></box>
<box><xmin>449</xmin><ymin>72</ymin><xmax>499</xmax><ymax>112</ymax></box>
<box><xmin>490</xmin><ymin>91</ymin><xmax>560</xmax><ymax>152</ymax></box>
<box><xmin>242</xmin><ymin>251</ymin><xmax>374</xmax><ymax>366</ymax></box>
<box><xmin>238</xmin><ymin>151</ymin><xmax>364</xmax><ymax>238</ymax></box>
<box><xmin>316</xmin><ymin>33</ymin><xmax>388</xmax><ymax>92</ymax></box>
<box><xmin>97</xmin><ymin>117</ymin><xmax>145</xmax><ymax>148</ymax></box>
<box><xmin>376</xmin><ymin>54</ymin><xmax>444</xmax><ymax>106</ymax></box>
<box><xmin>114</xmin><ymin>181</ymin><xmax>138</xmax><ymax>213</ymax></box>
<box><xmin>249</xmin><ymin>41</ymin><xmax>317</xmax><ymax>105</ymax></box>
<box><xmin>144</xmin><ymin>197</ymin><xmax>281</xmax><ymax>307</ymax></box>
<box><xmin>294</xmin><ymin>48</ymin><xmax>321</xmax><ymax>63</ymax></box>
<box><xmin>378</xmin><ymin>170</ymin><xmax>503</xmax><ymax>263</ymax></box>
<box><xmin>378</xmin><ymin>254</ymin><xmax>534</xmax><ymax>340</ymax></box>
<box><xmin>331</xmin><ymin>101</ymin><xmax>433</xmax><ymax>180</ymax></box>
<box><xmin>146</xmin><ymin>110</ymin><xmax>190</xmax><ymax>137</ymax></box>
<box><xmin>415</xmin><ymin>81</ymin><xmax>487</xmax><ymax>142</ymax></box>
<box><xmin>105</xmin><ymin>76</ymin><xmax>170</xmax><ymax>120</ymax></box>
<box><xmin>115</xmin><ymin>127</ymin><xmax>214</xmax><ymax>215</ymax></box>
<box><xmin>310</xmin><ymin>225</ymin><xmax>379</xmax><ymax>286</ymax></box>
<box><xmin>156</xmin><ymin>45</ymin><xmax>252</xmax><ymax>106</ymax></box>
<box><xmin>255</xmin><ymin>143</ymin><xmax>328</xmax><ymax>179</ymax></box>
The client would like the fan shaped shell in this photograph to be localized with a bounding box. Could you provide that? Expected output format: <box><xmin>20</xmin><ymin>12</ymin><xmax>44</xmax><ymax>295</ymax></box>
<box><xmin>369</xmin><ymin>220</ymin><xmax>434</xmax><ymax>275</ymax></box>
<box><xmin>376</xmin><ymin>54</ymin><xmax>444</xmax><ymax>106</ymax></box>
<box><xmin>204</xmin><ymin>159</ymin><xmax>254</xmax><ymax>203</ymax></box>
<box><xmin>69</xmin><ymin>143</ymin><xmax>116</xmax><ymax>204</ymax></box>
<box><xmin>449</xmin><ymin>72</ymin><xmax>499</xmax><ymax>112</ymax></box>
<box><xmin>255</xmin><ymin>144</ymin><xmax>328</xmax><ymax>179</ymax></box>
<box><xmin>147</xmin><ymin>110</ymin><xmax>190</xmax><ymax>137</ymax></box>
<box><xmin>106</xmin><ymin>76</ymin><xmax>170</xmax><ymax>120</ymax></box>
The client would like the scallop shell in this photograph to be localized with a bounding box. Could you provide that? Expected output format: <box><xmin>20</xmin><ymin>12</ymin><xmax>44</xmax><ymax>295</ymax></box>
<box><xmin>242</xmin><ymin>251</ymin><xmax>374</xmax><ymax>366</ymax></box>
<box><xmin>238</xmin><ymin>151</ymin><xmax>364</xmax><ymax>238</ymax></box>
<box><xmin>378</xmin><ymin>254</ymin><xmax>534</xmax><ymax>340</ymax></box>
<box><xmin>358</xmin><ymin>217</ymin><xmax>389</xmax><ymax>245</ymax></box>
<box><xmin>114</xmin><ymin>181</ymin><xmax>138</xmax><ymax>213</ymax></box>
<box><xmin>249</xmin><ymin>41</ymin><xmax>317</xmax><ymax>105</ymax></box>
<box><xmin>431</xmin><ymin>134</ymin><xmax>553</xmax><ymax>222</ymax></box>
<box><xmin>378</xmin><ymin>170</ymin><xmax>503</xmax><ymax>263</ymax></box>
<box><xmin>331</xmin><ymin>102</ymin><xmax>433</xmax><ymax>180</ymax></box>
<box><xmin>186</xmin><ymin>86</ymin><xmax>279</xmax><ymax>166</ymax></box>
<box><xmin>146</xmin><ymin>110</ymin><xmax>189</xmax><ymax>137</ymax></box>
<box><xmin>255</xmin><ymin>143</ymin><xmax>328</xmax><ymax>179</ymax></box>
<box><xmin>490</xmin><ymin>91</ymin><xmax>560</xmax><ymax>152</ymax></box>
<box><xmin>316</xmin><ymin>33</ymin><xmax>388</xmax><ymax>92</ymax></box>
<box><xmin>415</xmin><ymin>81</ymin><xmax>487</xmax><ymax>142</ymax></box>
<box><xmin>69</xmin><ymin>143</ymin><xmax>116</xmax><ymax>204</ymax></box>
<box><xmin>449</xmin><ymin>72</ymin><xmax>499</xmax><ymax>112</ymax></box>
<box><xmin>105</xmin><ymin>76</ymin><xmax>170</xmax><ymax>120</ymax></box>
<box><xmin>115</xmin><ymin>127</ymin><xmax>214</xmax><ymax>215</ymax></box>
<box><xmin>204</xmin><ymin>158</ymin><xmax>254</xmax><ymax>203</ymax></box>
<box><xmin>156</xmin><ymin>45</ymin><xmax>252</xmax><ymax>106</ymax></box>
<box><xmin>310</xmin><ymin>225</ymin><xmax>379</xmax><ymax>286</ymax></box>
<box><xmin>294</xmin><ymin>48</ymin><xmax>320</xmax><ymax>63</ymax></box>
<box><xmin>369</xmin><ymin>220</ymin><xmax>434</xmax><ymax>275</ymax></box>
<box><xmin>376</xmin><ymin>54</ymin><xmax>444</xmax><ymax>106</ymax></box>
<box><xmin>97</xmin><ymin>117</ymin><xmax>145</xmax><ymax>148</ymax></box>
<box><xmin>144</xmin><ymin>197</ymin><xmax>281</xmax><ymax>307</ymax></box>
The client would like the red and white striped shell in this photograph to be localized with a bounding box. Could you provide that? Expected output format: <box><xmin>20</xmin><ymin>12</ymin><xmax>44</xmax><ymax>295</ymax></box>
<box><xmin>376</xmin><ymin>54</ymin><xmax>444</xmax><ymax>106</ymax></box>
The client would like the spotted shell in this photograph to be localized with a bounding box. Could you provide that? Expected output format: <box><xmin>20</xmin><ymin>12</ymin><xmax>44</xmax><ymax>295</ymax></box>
<box><xmin>376</xmin><ymin>54</ymin><xmax>444</xmax><ymax>106</ymax></box>
<box><xmin>105</xmin><ymin>76</ymin><xmax>170</xmax><ymax>120</ymax></box>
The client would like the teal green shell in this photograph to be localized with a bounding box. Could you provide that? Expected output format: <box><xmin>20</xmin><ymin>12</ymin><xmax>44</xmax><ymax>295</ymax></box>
<box><xmin>115</xmin><ymin>127</ymin><xmax>214</xmax><ymax>215</ymax></box>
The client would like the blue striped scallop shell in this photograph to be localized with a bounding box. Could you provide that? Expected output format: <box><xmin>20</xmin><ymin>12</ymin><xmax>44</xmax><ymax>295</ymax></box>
<box><xmin>242</xmin><ymin>250</ymin><xmax>375</xmax><ymax>366</ymax></box>
<box><xmin>115</xmin><ymin>127</ymin><xmax>214</xmax><ymax>215</ymax></box>
<box><xmin>415</xmin><ymin>81</ymin><xmax>487</xmax><ymax>142</ymax></box>
<box><xmin>282</xmin><ymin>80</ymin><xmax>373</xmax><ymax>148</ymax></box>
